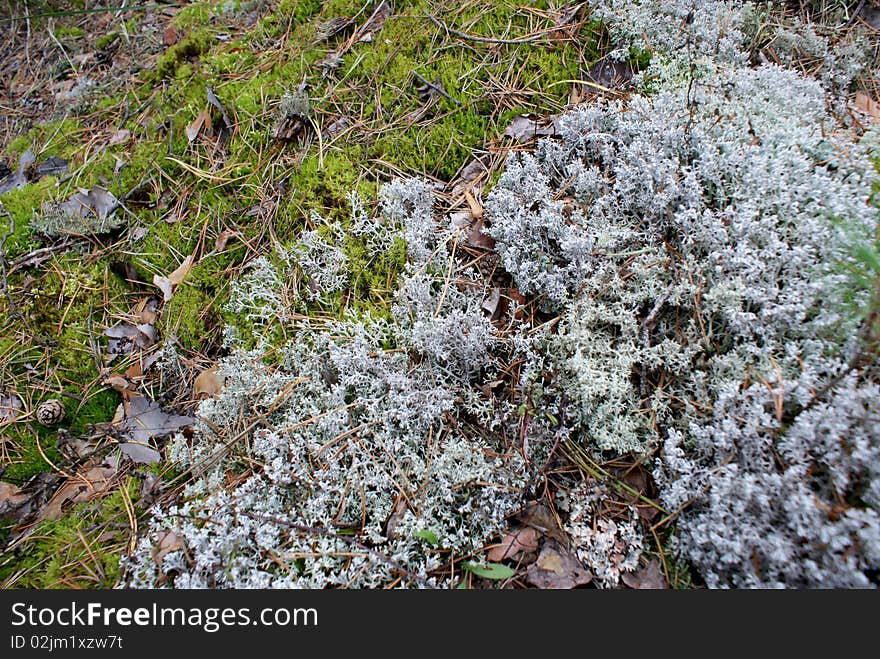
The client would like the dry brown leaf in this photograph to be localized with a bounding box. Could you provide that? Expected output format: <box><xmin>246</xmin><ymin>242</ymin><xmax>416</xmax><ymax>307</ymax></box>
<box><xmin>153</xmin><ymin>254</ymin><xmax>194</xmax><ymax>302</ymax></box>
<box><xmin>194</xmin><ymin>366</ymin><xmax>225</xmax><ymax>399</ymax></box>
<box><xmin>0</xmin><ymin>482</ymin><xmax>27</xmax><ymax>509</ymax></box>
<box><xmin>153</xmin><ymin>530</ymin><xmax>185</xmax><ymax>571</ymax></box>
<box><xmin>56</xmin><ymin>186</ymin><xmax>119</xmax><ymax>223</ymax></box>
<box><xmin>104</xmin><ymin>322</ymin><xmax>157</xmax><ymax>356</ymax></box>
<box><xmin>517</xmin><ymin>501</ymin><xmax>567</xmax><ymax>545</ymax></box>
<box><xmin>449</xmin><ymin>210</ymin><xmax>472</xmax><ymax>228</ymax></box>
<box><xmin>855</xmin><ymin>92</ymin><xmax>880</xmax><ymax>122</ymax></box>
<box><xmin>116</xmin><ymin>395</ymin><xmax>194</xmax><ymax>464</ymax></box>
<box><xmin>488</xmin><ymin>526</ymin><xmax>539</xmax><ymax>562</ymax></box>
<box><xmin>322</xmin><ymin>115</ymin><xmax>351</xmax><ymax>140</ymax></box>
<box><xmin>214</xmin><ymin>228</ymin><xmax>239</xmax><ymax>251</ymax></box>
<box><xmin>504</xmin><ymin>115</ymin><xmax>557</xmax><ymax>142</ymax></box>
<box><xmin>206</xmin><ymin>86</ymin><xmax>233</xmax><ymax>135</ymax></box>
<box><xmin>186</xmin><ymin>108</ymin><xmax>210</xmax><ymax>143</ymax></box>
<box><xmin>125</xmin><ymin>361</ymin><xmax>143</xmax><ymax>380</ymax></box>
<box><xmin>481</xmin><ymin>288</ymin><xmax>502</xmax><ymax>319</ymax></box>
<box><xmin>464</xmin><ymin>190</ymin><xmax>483</xmax><ymax>220</ymax></box>
<box><xmin>507</xmin><ymin>288</ymin><xmax>528</xmax><ymax>321</ymax></box>
<box><xmin>466</xmin><ymin>217</ymin><xmax>496</xmax><ymax>250</ymax></box>
<box><xmin>621</xmin><ymin>559</ymin><xmax>668</xmax><ymax>589</ymax></box>
<box><xmin>163</xmin><ymin>24</ymin><xmax>179</xmax><ymax>46</ymax></box>
<box><xmin>107</xmin><ymin>129</ymin><xmax>131</xmax><ymax>146</ymax></box>
<box><xmin>525</xmin><ymin>540</ymin><xmax>592</xmax><ymax>589</ymax></box>
<box><xmin>356</xmin><ymin>0</ymin><xmax>391</xmax><ymax>42</ymax></box>
<box><xmin>133</xmin><ymin>295</ymin><xmax>160</xmax><ymax>325</ymax></box>
<box><xmin>0</xmin><ymin>391</ymin><xmax>23</xmax><ymax>423</ymax></box>
<box><xmin>104</xmin><ymin>374</ymin><xmax>135</xmax><ymax>394</ymax></box>
<box><xmin>41</xmin><ymin>465</ymin><xmax>117</xmax><ymax>521</ymax></box>
<box><xmin>0</xmin><ymin>149</ymin><xmax>34</xmax><ymax>194</ymax></box>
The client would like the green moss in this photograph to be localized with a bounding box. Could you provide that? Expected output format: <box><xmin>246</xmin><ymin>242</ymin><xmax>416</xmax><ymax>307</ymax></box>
<box><xmin>54</xmin><ymin>25</ymin><xmax>84</xmax><ymax>39</ymax></box>
<box><xmin>163</xmin><ymin>282</ymin><xmax>223</xmax><ymax>353</ymax></box>
<box><xmin>172</xmin><ymin>1</ymin><xmax>216</xmax><ymax>30</ymax></box>
<box><xmin>1</xmin><ymin>426</ymin><xmax>61</xmax><ymax>484</ymax></box>
<box><xmin>0</xmin><ymin>483</ymin><xmax>138</xmax><ymax>588</ymax></box>
<box><xmin>95</xmin><ymin>32</ymin><xmax>119</xmax><ymax>50</ymax></box>
<box><xmin>292</xmin><ymin>0</ymin><xmax>322</xmax><ymax>23</ymax></box>
<box><xmin>0</xmin><ymin>183</ymin><xmax>49</xmax><ymax>259</ymax></box>
<box><xmin>152</xmin><ymin>29</ymin><xmax>215</xmax><ymax>80</ymax></box>
<box><xmin>5</xmin><ymin>118</ymin><xmax>83</xmax><ymax>162</ymax></box>
<box><xmin>344</xmin><ymin>233</ymin><xmax>406</xmax><ymax>310</ymax></box>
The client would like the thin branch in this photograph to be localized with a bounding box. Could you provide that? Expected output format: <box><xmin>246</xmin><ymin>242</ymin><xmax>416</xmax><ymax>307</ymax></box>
<box><xmin>411</xmin><ymin>71</ymin><xmax>463</xmax><ymax>106</ymax></box>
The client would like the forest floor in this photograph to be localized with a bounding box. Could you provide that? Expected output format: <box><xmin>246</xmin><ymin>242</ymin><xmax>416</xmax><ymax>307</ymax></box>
<box><xmin>0</xmin><ymin>1</ymin><xmax>878</xmax><ymax>589</ymax></box>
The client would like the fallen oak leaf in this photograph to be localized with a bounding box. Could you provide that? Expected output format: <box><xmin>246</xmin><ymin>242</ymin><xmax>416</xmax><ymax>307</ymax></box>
<box><xmin>525</xmin><ymin>540</ymin><xmax>592</xmax><ymax>589</ymax></box>
<box><xmin>185</xmin><ymin>108</ymin><xmax>210</xmax><ymax>143</ymax></box>
<box><xmin>621</xmin><ymin>559</ymin><xmax>668</xmax><ymax>590</ymax></box>
<box><xmin>153</xmin><ymin>253</ymin><xmax>194</xmax><ymax>302</ymax></box>
<box><xmin>194</xmin><ymin>365</ymin><xmax>225</xmax><ymax>399</ymax></box>
<box><xmin>40</xmin><ymin>464</ymin><xmax>117</xmax><ymax>521</ymax></box>
<box><xmin>57</xmin><ymin>186</ymin><xmax>120</xmax><ymax>223</ymax></box>
<box><xmin>855</xmin><ymin>92</ymin><xmax>880</xmax><ymax>122</ymax></box>
<box><xmin>116</xmin><ymin>395</ymin><xmax>194</xmax><ymax>464</ymax></box>
<box><xmin>488</xmin><ymin>526</ymin><xmax>539</xmax><ymax>562</ymax></box>
<box><xmin>0</xmin><ymin>391</ymin><xmax>23</xmax><ymax>423</ymax></box>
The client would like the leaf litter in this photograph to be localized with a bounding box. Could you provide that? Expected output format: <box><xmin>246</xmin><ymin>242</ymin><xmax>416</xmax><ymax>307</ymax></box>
<box><xmin>111</xmin><ymin>395</ymin><xmax>193</xmax><ymax>465</ymax></box>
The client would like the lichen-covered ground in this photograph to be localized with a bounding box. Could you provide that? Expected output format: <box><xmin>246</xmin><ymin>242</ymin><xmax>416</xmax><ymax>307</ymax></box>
<box><xmin>0</xmin><ymin>0</ymin><xmax>878</xmax><ymax>588</ymax></box>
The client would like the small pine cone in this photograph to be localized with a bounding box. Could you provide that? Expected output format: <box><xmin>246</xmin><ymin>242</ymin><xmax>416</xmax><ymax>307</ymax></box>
<box><xmin>35</xmin><ymin>399</ymin><xmax>65</xmax><ymax>426</ymax></box>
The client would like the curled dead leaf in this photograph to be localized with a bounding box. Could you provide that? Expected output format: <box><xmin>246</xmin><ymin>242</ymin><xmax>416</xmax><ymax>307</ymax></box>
<box><xmin>517</xmin><ymin>501</ymin><xmax>567</xmax><ymax>545</ymax></box>
<box><xmin>153</xmin><ymin>530</ymin><xmax>185</xmax><ymax>571</ymax></box>
<box><xmin>504</xmin><ymin>115</ymin><xmax>558</xmax><ymax>142</ymax></box>
<box><xmin>104</xmin><ymin>374</ymin><xmax>135</xmax><ymax>394</ymax></box>
<box><xmin>621</xmin><ymin>559</ymin><xmax>668</xmax><ymax>589</ymax></box>
<box><xmin>0</xmin><ymin>149</ymin><xmax>34</xmax><ymax>194</ymax></box>
<box><xmin>525</xmin><ymin>540</ymin><xmax>592</xmax><ymax>589</ymax></box>
<box><xmin>488</xmin><ymin>526</ymin><xmax>540</xmax><ymax>562</ymax></box>
<box><xmin>41</xmin><ymin>464</ymin><xmax>117</xmax><ymax>521</ymax></box>
<box><xmin>115</xmin><ymin>395</ymin><xmax>194</xmax><ymax>464</ymax></box>
<box><xmin>855</xmin><ymin>92</ymin><xmax>880</xmax><ymax>122</ymax></box>
<box><xmin>133</xmin><ymin>295</ymin><xmax>161</xmax><ymax>325</ymax></box>
<box><xmin>57</xmin><ymin>186</ymin><xmax>120</xmax><ymax>223</ymax></box>
<box><xmin>186</xmin><ymin>108</ymin><xmax>210</xmax><ymax>143</ymax></box>
<box><xmin>0</xmin><ymin>391</ymin><xmax>23</xmax><ymax>423</ymax></box>
<box><xmin>153</xmin><ymin>254</ymin><xmax>194</xmax><ymax>302</ymax></box>
<box><xmin>194</xmin><ymin>366</ymin><xmax>225</xmax><ymax>399</ymax></box>
<box><xmin>466</xmin><ymin>217</ymin><xmax>496</xmax><ymax>250</ymax></box>
<box><xmin>0</xmin><ymin>482</ymin><xmax>29</xmax><ymax>518</ymax></box>
<box><xmin>107</xmin><ymin>129</ymin><xmax>131</xmax><ymax>146</ymax></box>
<box><xmin>214</xmin><ymin>228</ymin><xmax>239</xmax><ymax>251</ymax></box>
<box><xmin>105</xmin><ymin>321</ymin><xmax>157</xmax><ymax>356</ymax></box>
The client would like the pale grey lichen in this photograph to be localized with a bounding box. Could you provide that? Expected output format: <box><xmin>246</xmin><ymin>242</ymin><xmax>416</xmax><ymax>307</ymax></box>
<box><xmin>564</xmin><ymin>482</ymin><xmax>644</xmax><ymax>588</ymax></box>
<box><xmin>487</xmin><ymin>4</ymin><xmax>879</xmax><ymax>585</ymax></box>
<box><xmin>123</xmin><ymin>179</ymin><xmax>531</xmax><ymax>589</ymax></box>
